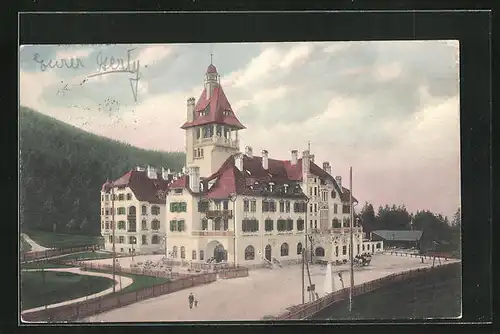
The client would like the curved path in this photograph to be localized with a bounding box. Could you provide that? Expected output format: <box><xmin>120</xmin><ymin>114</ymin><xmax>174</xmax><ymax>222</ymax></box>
<box><xmin>21</xmin><ymin>267</ymin><xmax>134</xmax><ymax>314</ymax></box>
<box><xmin>21</xmin><ymin>233</ymin><xmax>51</xmax><ymax>252</ymax></box>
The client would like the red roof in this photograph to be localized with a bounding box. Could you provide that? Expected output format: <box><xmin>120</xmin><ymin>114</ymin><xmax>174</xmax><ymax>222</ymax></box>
<box><xmin>181</xmin><ymin>65</ymin><xmax>245</xmax><ymax>130</ymax></box>
<box><xmin>196</xmin><ymin>154</ymin><xmax>357</xmax><ymax>202</ymax></box>
<box><xmin>207</xmin><ymin>64</ymin><xmax>217</xmax><ymax>74</ymax></box>
<box><xmin>107</xmin><ymin>169</ymin><xmax>172</xmax><ymax>204</ymax></box>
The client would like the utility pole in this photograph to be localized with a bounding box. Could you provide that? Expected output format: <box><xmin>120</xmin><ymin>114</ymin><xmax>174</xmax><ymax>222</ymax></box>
<box><xmin>349</xmin><ymin>166</ymin><xmax>354</xmax><ymax>313</ymax></box>
<box><xmin>301</xmin><ymin>248</ymin><xmax>305</xmax><ymax>304</ymax></box>
<box><xmin>109</xmin><ymin>181</ymin><xmax>116</xmax><ymax>294</ymax></box>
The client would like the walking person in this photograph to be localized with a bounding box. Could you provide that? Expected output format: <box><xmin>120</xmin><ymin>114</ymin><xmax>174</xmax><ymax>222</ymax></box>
<box><xmin>194</xmin><ymin>299</ymin><xmax>198</xmax><ymax>308</ymax></box>
<box><xmin>188</xmin><ymin>293</ymin><xmax>194</xmax><ymax>309</ymax></box>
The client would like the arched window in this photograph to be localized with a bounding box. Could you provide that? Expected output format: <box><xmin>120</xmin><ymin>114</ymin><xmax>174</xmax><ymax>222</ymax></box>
<box><xmin>297</xmin><ymin>242</ymin><xmax>303</xmax><ymax>255</ymax></box>
<box><xmin>245</xmin><ymin>245</ymin><xmax>255</xmax><ymax>260</ymax></box>
<box><xmin>180</xmin><ymin>246</ymin><xmax>186</xmax><ymax>259</ymax></box>
<box><xmin>151</xmin><ymin>206</ymin><xmax>160</xmax><ymax>215</ymax></box>
<box><xmin>141</xmin><ymin>235</ymin><xmax>147</xmax><ymax>245</ymax></box>
<box><xmin>192</xmin><ymin>250</ymin><xmax>197</xmax><ymax>260</ymax></box>
<box><xmin>199</xmin><ymin>250</ymin><xmax>204</xmax><ymax>261</ymax></box>
<box><xmin>315</xmin><ymin>247</ymin><xmax>325</xmax><ymax>257</ymax></box>
<box><xmin>141</xmin><ymin>205</ymin><xmax>147</xmax><ymax>215</ymax></box>
<box><xmin>172</xmin><ymin>246</ymin><xmax>178</xmax><ymax>258</ymax></box>
<box><xmin>280</xmin><ymin>243</ymin><xmax>289</xmax><ymax>256</ymax></box>
<box><xmin>141</xmin><ymin>219</ymin><xmax>147</xmax><ymax>230</ymax></box>
<box><xmin>151</xmin><ymin>235</ymin><xmax>160</xmax><ymax>244</ymax></box>
<box><xmin>128</xmin><ymin>206</ymin><xmax>136</xmax><ymax>215</ymax></box>
<box><xmin>151</xmin><ymin>219</ymin><xmax>160</xmax><ymax>230</ymax></box>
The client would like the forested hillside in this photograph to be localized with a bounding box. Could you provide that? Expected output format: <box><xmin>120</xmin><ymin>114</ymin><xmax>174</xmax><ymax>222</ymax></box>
<box><xmin>19</xmin><ymin>107</ymin><xmax>185</xmax><ymax>235</ymax></box>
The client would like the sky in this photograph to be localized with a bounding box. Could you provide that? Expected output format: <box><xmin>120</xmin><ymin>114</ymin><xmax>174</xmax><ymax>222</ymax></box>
<box><xmin>19</xmin><ymin>41</ymin><xmax>460</xmax><ymax>218</ymax></box>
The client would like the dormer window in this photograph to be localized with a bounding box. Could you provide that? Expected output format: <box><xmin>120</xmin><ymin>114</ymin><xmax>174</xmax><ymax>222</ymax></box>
<box><xmin>269</xmin><ymin>182</ymin><xmax>275</xmax><ymax>192</ymax></box>
<box><xmin>223</xmin><ymin>109</ymin><xmax>231</xmax><ymax>116</ymax></box>
<box><xmin>283</xmin><ymin>184</ymin><xmax>289</xmax><ymax>193</ymax></box>
<box><xmin>199</xmin><ymin>105</ymin><xmax>210</xmax><ymax>117</ymax></box>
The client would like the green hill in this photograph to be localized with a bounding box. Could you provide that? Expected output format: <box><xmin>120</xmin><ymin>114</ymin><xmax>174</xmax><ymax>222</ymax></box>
<box><xmin>19</xmin><ymin>106</ymin><xmax>185</xmax><ymax>236</ymax></box>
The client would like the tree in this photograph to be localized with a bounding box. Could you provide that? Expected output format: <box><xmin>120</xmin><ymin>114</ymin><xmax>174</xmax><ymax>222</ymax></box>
<box><xmin>66</xmin><ymin>219</ymin><xmax>77</xmax><ymax>233</ymax></box>
<box><xmin>80</xmin><ymin>218</ymin><xmax>89</xmax><ymax>234</ymax></box>
<box><xmin>452</xmin><ymin>207</ymin><xmax>461</xmax><ymax>227</ymax></box>
<box><xmin>359</xmin><ymin>202</ymin><xmax>376</xmax><ymax>233</ymax></box>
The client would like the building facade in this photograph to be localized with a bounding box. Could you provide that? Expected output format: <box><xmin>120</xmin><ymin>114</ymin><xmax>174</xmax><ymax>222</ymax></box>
<box><xmin>164</xmin><ymin>63</ymin><xmax>382</xmax><ymax>267</ymax></box>
<box><xmin>100</xmin><ymin>166</ymin><xmax>172</xmax><ymax>254</ymax></box>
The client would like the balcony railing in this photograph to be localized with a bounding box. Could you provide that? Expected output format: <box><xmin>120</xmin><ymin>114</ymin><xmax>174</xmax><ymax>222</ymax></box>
<box><xmin>127</xmin><ymin>229</ymin><xmax>137</xmax><ymax>233</ymax></box>
<box><xmin>205</xmin><ymin>210</ymin><xmax>233</xmax><ymax>219</ymax></box>
<box><xmin>127</xmin><ymin>214</ymin><xmax>137</xmax><ymax>220</ymax></box>
<box><xmin>191</xmin><ymin>230</ymin><xmax>234</xmax><ymax>237</ymax></box>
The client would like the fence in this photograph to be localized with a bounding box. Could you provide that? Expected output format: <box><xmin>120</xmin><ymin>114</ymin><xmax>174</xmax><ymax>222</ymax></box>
<box><xmin>386</xmin><ymin>250</ymin><xmax>457</xmax><ymax>261</ymax></box>
<box><xmin>272</xmin><ymin>262</ymin><xmax>460</xmax><ymax>320</ymax></box>
<box><xmin>22</xmin><ymin>271</ymin><xmax>218</xmax><ymax>322</ymax></box>
<box><xmin>217</xmin><ymin>267</ymin><xmax>249</xmax><ymax>279</ymax></box>
<box><xmin>21</xmin><ymin>245</ymin><xmax>103</xmax><ymax>263</ymax></box>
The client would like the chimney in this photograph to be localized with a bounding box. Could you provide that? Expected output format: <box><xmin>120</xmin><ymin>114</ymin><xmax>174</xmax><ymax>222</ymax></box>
<box><xmin>161</xmin><ymin>167</ymin><xmax>169</xmax><ymax>180</ymax></box>
<box><xmin>335</xmin><ymin>176</ymin><xmax>342</xmax><ymax>188</ymax></box>
<box><xmin>189</xmin><ymin>166</ymin><xmax>200</xmax><ymax>192</ymax></box>
<box><xmin>147</xmin><ymin>166</ymin><xmax>157</xmax><ymax>179</ymax></box>
<box><xmin>245</xmin><ymin>146</ymin><xmax>253</xmax><ymax>158</ymax></box>
<box><xmin>261</xmin><ymin>150</ymin><xmax>269</xmax><ymax>170</ymax></box>
<box><xmin>186</xmin><ymin>97</ymin><xmax>196</xmax><ymax>122</ymax></box>
<box><xmin>323</xmin><ymin>162</ymin><xmax>332</xmax><ymax>175</ymax></box>
<box><xmin>291</xmin><ymin>150</ymin><xmax>298</xmax><ymax>165</ymax></box>
<box><xmin>310</xmin><ymin>154</ymin><xmax>315</xmax><ymax>163</ymax></box>
<box><xmin>302</xmin><ymin>150</ymin><xmax>310</xmax><ymax>175</ymax></box>
<box><xmin>234</xmin><ymin>153</ymin><xmax>244</xmax><ymax>171</ymax></box>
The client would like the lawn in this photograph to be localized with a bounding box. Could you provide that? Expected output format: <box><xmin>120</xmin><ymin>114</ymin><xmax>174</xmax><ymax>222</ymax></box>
<box><xmin>57</xmin><ymin>251</ymin><xmax>114</xmax><ymax>261</ymax></box>
<box><xmin>23</xmin><ymin>229</ymin><xmax>104</xmax><ymax>248</ymax></box>
<box><xmin>83</xmin><ymin>267</ymin><xmax>170</xmax><ymax>295</ymax></box>
<box><xmin>20</xmin><ymin>271</ymin><xmax>114</xmax><ymax>310</ymax></box>
<box><xmin>21</xmin><ymin>261</ymin><xmax>77</xmax><ymax>270</ymax></box>
<box><xmin>310</xmin><ymin>264</ymin><xmax>461</xmax><ymax>320</ymax></box>
<box><xmin>21</xmin><ymin>237</ymin><xmax>32</xmax><ymax>253</ymax></box>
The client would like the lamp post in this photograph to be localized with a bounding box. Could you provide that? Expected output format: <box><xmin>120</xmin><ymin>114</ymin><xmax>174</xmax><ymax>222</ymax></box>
<box><xmin>131</xmin><ymin>236</ymin><xmax>136</xmax><ymax>262</ymax></box>
<box><xmin>348</xmin><ymin>166</ymin><xmax>354</xmax><ymax>313</ymax></box>
<box><xmin>229</xmin><ymin>193</ymin><xmax>237</xmax><ymax>267</ymax></box>
<box><xmin>103</xmin><ymin>179</ymin><xmax>117</xmax><ymax>294</ymax></box>
<box><xmin>302</xmin><ymin>195</ymin><xmax>309</xmax><ymax>304</ymax></box>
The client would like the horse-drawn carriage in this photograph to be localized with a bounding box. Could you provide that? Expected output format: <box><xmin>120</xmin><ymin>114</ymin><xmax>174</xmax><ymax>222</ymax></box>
<box><xmin>353</xmin><ymin>253</ymin><xmax>372</xmax><ymax>267</ymax></box>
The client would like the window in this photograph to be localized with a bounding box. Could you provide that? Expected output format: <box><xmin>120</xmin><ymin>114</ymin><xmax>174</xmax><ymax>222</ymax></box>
<box><xmin>192</xmin><ymin>250</ymin><xmax>197</xmax><ymax>260</ymax></box>
<box><xmin>343</xmin><ymin>217</ymin><xmax>351</xmax><ymax>227</ymax></box>
<box><xmin>245</xmin><ymin>246</ymin><xmax>255</xmax><ymax>260</ymax></box>
<box><xmin>342</xmin><ymin>205</ymin><xmax>351</xmax><ymax>214</ymax></box>
<box><xmin>293</xmin><ymin>201</ymin><xmax>306</xmax><ymax>213</ymax></box>
<box><xmin>169</xmin><ymin>202</ymin><xmax>186</xmax><ymax>212</ymax></box>
<box><xmin>265</xmin><ymin>219</ymin><xmax>274</xmax><ymax>232</ymax></box>
<box><xmin>314</xmin><ymin>220</ymin><xmax>318</xmax><ymax>229</ymax></box>
<box><xmin>334</xmin><ymin>204</ymin><xmax>338</xmax><ymax>214</ymax></box>
<box><xmin>199</xmin><ymin>250</ymin><xmax>204</xmax><ymax>261</ymax></box>
<box><xmin>198</xmin><ymin>200</ymin><xmax>209</xmax><ymax>212</ymax></box>
<box><xmin>151</xmin><ymin>219</ymin><xmax>160</xmax><ymax>230</ymax></box>
<box><xmin>201</xmin><ymin>219</ymin><xmax>208</xmax><ymax>230</ymax></box>
<box><xmin>310</xmin><ymin>220</ymin><xmax>313</xmax><ymax>229</ymax></box>
<box><xmin>269</xmin><ymin>201</ymin><xmax>276</xmax><ymax>212</ymax></box>
<box><xmin>117</xmin><ymin>207</ymin><xmax>126</xmax><ymax>215</ymax></box>
<box><xmin>151</xmin><ymin>205</ymin><xmax>161</xmax><ymax>215</ymax></box>
<box><xmin>314</xmin><ymin>204</ymin><xmax>317</xmax><ymax>212</ymax></box>
<box><xmin>280</xmin><ymin>243</ymin><xmax>289</xmax><ymax>256</ymax></box>
<box><xmin>332</xmin><ymin>218</ymin><xmax>341</xmax><ymax>228</ymax></box>
<box><xmin>297</xmin><ymin>218</ymin><xmax>304</xmax><ymax>231</ymax></box>
<box><xmin>118</xmin><ymin>221</ymin><xmax>126</xmax><ymax>230</ymax></box>
<box><xmin>105</xmin><ymin>208</ymin><xmax>110</xmax><ymax>216</ymax></box>
<box><xmin>141</xmin><ymin>220</ymin><xmax>147</xmax><ymax>230</ymax></box>
<box><xmin>128</xmin><ymin>220</ymin><xmax>137</xmax><ymax>232</ymax></box>
<box><xmin>331</xmin><ymin>190</ymin><xmax>337</xmax><ymax>199</ymax></box>
<box><xmin>142</xmin><ymin>235</ymin><xmax>147</xmax><ymax>245</ymax></box>
<box><xmin>286</xmin><ymin>219</ymin><xmax>294</xmax><ymax>231</ymax></box>
<box><xmin>177</xmin><ymin>220</ymin><xmax>186</xmax><ymax>232</ymax></box>
<box><xmin>315</xmin><ymin>247</ymin><xmax>325</xmax><ymax>257</ymax></box>
<box><xmin>362</xmin><ymin>244</ymin><xmax>365</xmax><ymax>251</ymax></box>
<box><xmin>376</xmin><ymin>243</ymin><xmax>381</xmax><ymax>249</ymax></box>
<box><xmin>128</xmin><ymin>206</ymin><xmax>136</xmax><ymax>215</ymax></box>
<box><xmin>309</xmin><ymin>188</ymin><xmax>313</xmax><ymax>196</ymax></box>
<box><xmin>174</xmin><ymin>189</ymin><xmax>183</xmax><ymax>194</ymax></box>
<box><xmin>297</xmin><ymin>243</ymin><xmax>303</xmax><ymax>255</ymax></box>
<box><xmin>172</xmin><ymin>246</ymin><xmax>178</xmax><ymax>258</ymax></box>
<box><xmin>101</xmin><ymin>208</ymin><xmax>104</xmax><ymax>215</ymax></box>
<box><xmin>105</xmin><ymin>222</ymin><xmax>110</xmax><ymax>229</ymax></box>
<box><xmin>309</xmin><ymin>204</ymin><xmax>313</xmax><ymax>213</ymax></box>
<box><xmin>285</xmin><ymin>201</ymin><xmax>290</xmax><ymax>213</ymax></box>
<box><xmin>314</xmin><ymin>187</ymin><xmax>317</xmax><ymax>196</ymax></box>
<box><xmin>129</xmin><ymin>236</ymin><xmax>136</xmax><ymax>244</ymax></box>
<box><xmin>243</xmin><ymin>199</ymin><xmax>249</xmax><ymax>212</ymax></box>
<box><xmin>250</xmin><ymin>200</ymin><xmax>257</xmax><ymax>212</ymax></box>
<box><xmin>141</xmin><ymin>205</ymin><xmax>147</xmax><ymax>215</ymax></box>
<box><xmin>357</xmin><ymin>244</ymin><xmax>360</xmax><ymax>255</ymax></box>
<box><xmin>262</xmin><ymin>200</ymin><xmax>269</xmax><ymax>212</ymax></box>
<box><xmin>335</xmin><ymin>246</ymin><xmax>339</xmax><ymax>257</ymax></box>
<box><xmin>119</xmin><ymin>236</ymin><xmax>125</xmax><ymax>244</ymax></box>
<box><xmin>214</xmin><ymin>201</ymin><xmax>221</xmax><ymax>210</ymax></box>
<box><xmin>279</xmin><ymin>201</ymin><xmax>285</xmax><ymax>212</ymax></box>
<box><xmin>277</xmin><ymin>219</ymin><xmax>287</xmax><ymax>232</ymax></box>
<box><xmin>223</xmin><ymin>200</ymin><xmax>229</xmax><ymax>210</ymax></box>
<box><xmin>127</xmin><ymin>194</ymin><xmax>132</xmax><ymax>200</ymax></box>
<box><xmin>105</xmin><ymin>195</ymin><xmax>109</xmax><ymax>201</ymax></box>
<box><xmin>108</xmin><ymin>236</ymin><xmax>113</xmax><ymax>243</ymax></box>
<box><xmin>118</xmin><ymin>194</ymin><xmax>124</xmax><ymax>201</ymax></box>
<box><xmin>180</xmin><ymin>246</ymin><xmax>186</xmax><ymax>259</ymax></box>
<box><xmin>342</xmin><ymin>245</ymin><xmax>347</xmax><ymax>255</ymax></box>
<box><xmin>214</xmin><ymin>218</ymin><xmax>221</xmax><ymax>230</ymax></box>
<box><xmin>223</xmin><ymin>219</ymin><xmax>228</xmax><ymax>231</ymax></box>
<box><xmin>242</xmin><ymin>219</ymin><xmax>259</xmax><ymax>232</ymax></box>
<box><xmin>152</xmin><ymin>235</ymin><xmax>160</xmax><ymax>244</ymax></box>
<box><xmin>169</xmin><ymin>220</ymin><xmax>177</xmax><ymax>232</ymax></box>
<box><xmin>101</xmin><ymin>195</ymin><xmax>104</xmax><ymax>201</ymax></box>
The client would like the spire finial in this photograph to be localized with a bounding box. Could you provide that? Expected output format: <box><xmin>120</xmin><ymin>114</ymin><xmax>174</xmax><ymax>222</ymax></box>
<box><xmin>307</xmin><ymin>141</ymin><xmax>311</xmax><ymax>152</ymax></box>
<box><xmin>210</xmin><ymin>44</ymin><xmax>213</xmax><ymax>65</ymax></box>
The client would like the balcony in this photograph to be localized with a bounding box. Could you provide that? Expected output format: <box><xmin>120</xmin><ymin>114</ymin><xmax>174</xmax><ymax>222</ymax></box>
<box><xmin>191</xmin><ymin>230</ymin><xmax>234</xmax><ymax>237</ymax></box>
<box><xmin>127</xmin><ymin>229</ymin><xmax>137</xmax><ymax>233</ymax></box>
<box><xmin>205</xmin><ymin>210</ymin><xmax>233</xmax><ymax>219</ymax></box>
<box><xmin>127</xmin><ymin>214</ymin><xmax>137</xmax><ymax>220</ymax></box>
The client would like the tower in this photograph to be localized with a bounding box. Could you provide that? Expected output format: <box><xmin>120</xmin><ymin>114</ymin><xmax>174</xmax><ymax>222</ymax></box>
<box><xmin>181</xmin><ymin>63</ymin><xmax>246</xmax><ymax>178</ymax></box>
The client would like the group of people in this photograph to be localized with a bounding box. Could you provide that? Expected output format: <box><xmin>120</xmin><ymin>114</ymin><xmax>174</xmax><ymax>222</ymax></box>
<box><xmin>188</xmin><ymin>293</ymin><xmax>198</xmax><ymax>309</ymax></box>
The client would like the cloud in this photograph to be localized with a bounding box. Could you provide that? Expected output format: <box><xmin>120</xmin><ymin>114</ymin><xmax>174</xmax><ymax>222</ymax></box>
<box><xmin>133</xmin><ymin>45</ymin><xmax>174</xmax><ymax>67</ymax></box>
<box><xmin>55</xmin><ymin>47</ymin><xmax>93</xmax><ymax>60</ymax></box>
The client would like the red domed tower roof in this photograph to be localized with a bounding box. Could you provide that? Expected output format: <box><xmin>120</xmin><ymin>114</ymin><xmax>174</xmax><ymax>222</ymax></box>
<box><xmin>207</xmin><ymin>64</ymin><xmax>217</xmax><ymax>74</ymax></box>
